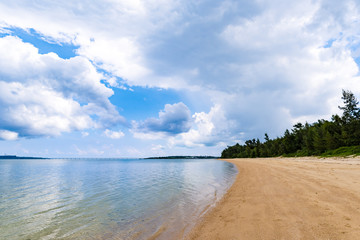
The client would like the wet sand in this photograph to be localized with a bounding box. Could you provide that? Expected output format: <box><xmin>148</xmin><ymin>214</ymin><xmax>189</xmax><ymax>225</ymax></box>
<box><xmin>186</xmin><ymin>157</ymin><xmax>360</xmax><ymax>240</ymax></box>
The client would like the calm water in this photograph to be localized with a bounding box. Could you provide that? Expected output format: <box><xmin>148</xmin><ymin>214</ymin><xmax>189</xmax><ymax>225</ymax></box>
<box><xmin>0</xmin><ymin>158</ymin><xmax>237</xmax><ymax>240</ymax></box>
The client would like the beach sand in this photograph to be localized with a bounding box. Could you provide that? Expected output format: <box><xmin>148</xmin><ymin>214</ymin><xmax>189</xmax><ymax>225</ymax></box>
<box><xmin>186</xmin><ymin>157</ymin><xmax>360</xmax><ymax>240</ymax></box>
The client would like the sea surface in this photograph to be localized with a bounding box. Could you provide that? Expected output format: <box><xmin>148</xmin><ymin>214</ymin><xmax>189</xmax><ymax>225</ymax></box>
<box><xmin>0</xmin><ymin>158</ymin><xmax>237</xmax><ymax>240</ymax></box>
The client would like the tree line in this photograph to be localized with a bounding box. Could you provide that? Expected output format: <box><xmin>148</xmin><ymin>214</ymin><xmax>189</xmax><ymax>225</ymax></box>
<box><xmin>221</xmin><ymin>90</ymin><xmax>360</xmax><ymax>158</ymax></box>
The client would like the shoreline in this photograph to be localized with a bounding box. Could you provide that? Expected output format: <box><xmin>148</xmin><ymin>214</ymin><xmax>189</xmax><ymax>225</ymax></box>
<box><xmin>185</xmin><ymin>157</ymin><xmax>360</xmax><ymax>239</ymax></box>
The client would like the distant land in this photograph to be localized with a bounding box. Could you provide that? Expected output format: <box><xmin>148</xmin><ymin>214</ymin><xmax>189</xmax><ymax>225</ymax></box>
<box><xmin>145</xmin><ymin>156</ymin><xmax>219</xmax><ymax>159</ymax></box>
<box><xmin>0</xmin><ymin>155</ymin><xmax>48</xmax><ymax>159</ymax></box>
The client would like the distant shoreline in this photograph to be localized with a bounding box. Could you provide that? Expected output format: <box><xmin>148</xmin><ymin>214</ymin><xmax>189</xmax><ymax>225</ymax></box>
<box><xmin>144</xmin><ymin>156</ymin><xmax>218</xmax><ymax>159</ymax></box>
<box><xmin>0</xmin><ymin>155</ymin><xmax>48</xmax><ymax>159</ymax></box>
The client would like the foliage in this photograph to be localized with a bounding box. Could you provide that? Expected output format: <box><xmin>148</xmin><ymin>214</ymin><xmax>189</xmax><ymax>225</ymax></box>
<box><xmin>320</xmin><ymin>146</ymin><xmax>360</xmax><ymax>157</ymax></box>
<box><xmin>221</xmin><ymin>90</ymin><xmax>360</xmax><ymax>158</ymax></box>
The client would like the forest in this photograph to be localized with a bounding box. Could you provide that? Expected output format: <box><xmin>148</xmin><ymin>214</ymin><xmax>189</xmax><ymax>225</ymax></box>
<box><xmin>221</xmin><ymin>90</ymin><xmax>360</xmax><ymax>158</ymax></box>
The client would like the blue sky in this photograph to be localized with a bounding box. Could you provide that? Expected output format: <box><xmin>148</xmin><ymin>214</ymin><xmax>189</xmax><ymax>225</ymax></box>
<box><xmin>1</xmin><ymin>0</ymin><xmax>360</xmax><ymax>158</ymax></box>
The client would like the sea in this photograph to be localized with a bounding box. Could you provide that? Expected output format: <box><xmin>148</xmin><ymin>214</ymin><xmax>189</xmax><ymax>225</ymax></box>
<box><xmin>0</xmin><ymin>158</ymin><xmax>237</xmax><ymax>240</ymax></box>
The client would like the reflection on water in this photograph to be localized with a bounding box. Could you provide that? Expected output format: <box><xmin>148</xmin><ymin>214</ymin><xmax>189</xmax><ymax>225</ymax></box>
<box><xmin>0</xmin><ymin>158</ymin><xmax>237</xmax><ymax>239</ymax></box>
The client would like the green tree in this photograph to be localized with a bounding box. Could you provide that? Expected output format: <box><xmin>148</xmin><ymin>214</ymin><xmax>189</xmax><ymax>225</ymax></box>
<box><xmin>313</xmin><ymin>121</ymin><xmax>327</xmax><ymax>153</ymax></box>
<box><xmin>303</xmin><ymin>123</ymin><xmax>315</xmax><ymax>154</ymax></box>
<box><xmin>221</xmin><ymin>90</ymin><xmax>360</xmax><ymax>159</ymax></box>
<box><xmin>264</xmin><ymin>133</ymin><xmax>270</xmax><ymax>142</ymax></box>
<box><xmin>292</xmin><ymin>123</ymin><xmax>304</xmax><ymax>151</ymax></box>
<box><xmin>339</xmin><ymin>89</ymin><xmax>360</xmax><ymax>123</ymax></box>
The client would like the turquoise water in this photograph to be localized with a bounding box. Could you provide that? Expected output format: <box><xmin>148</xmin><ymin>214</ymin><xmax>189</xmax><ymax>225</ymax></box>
<box><xmin>0</xmin><ymin>158</ymin><xmax>237</xmax><ymax>240</ymax></box>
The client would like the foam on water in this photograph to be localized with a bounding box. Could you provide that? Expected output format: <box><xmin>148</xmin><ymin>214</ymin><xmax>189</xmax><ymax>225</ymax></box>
<box><xmin>0</xmin><ymin>158</ymin><xmax>237</xmax><ymax>239</ymax></box>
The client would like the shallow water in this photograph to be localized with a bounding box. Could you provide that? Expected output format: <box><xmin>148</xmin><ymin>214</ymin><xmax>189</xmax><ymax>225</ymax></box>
<box><xmin>0</xmin><ymin>158</ymin><xmax>237</xmax><ymax>239</ymax></box>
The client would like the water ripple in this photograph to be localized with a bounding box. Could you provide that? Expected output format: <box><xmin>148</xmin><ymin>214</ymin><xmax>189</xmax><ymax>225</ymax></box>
<box><xmin>0</xmin><ymin>158</ymin><xmax>237</xmax><ymax>240</ymax></box>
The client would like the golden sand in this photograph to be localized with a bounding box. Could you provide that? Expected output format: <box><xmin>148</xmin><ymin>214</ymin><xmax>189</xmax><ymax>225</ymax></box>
<box><xmin>186</xmin><ymin>157</ymin><xmax>360</xmax><ymax>240</ymax></box>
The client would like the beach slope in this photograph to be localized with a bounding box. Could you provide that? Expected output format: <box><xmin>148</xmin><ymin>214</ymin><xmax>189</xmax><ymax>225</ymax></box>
<box><xmin>186</xmin><ymin>157</ymin><xmax>360</xmax><ymax>240</ymax></box>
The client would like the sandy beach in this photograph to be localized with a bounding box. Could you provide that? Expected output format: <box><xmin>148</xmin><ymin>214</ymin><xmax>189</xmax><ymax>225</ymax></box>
<box><xmin>186</xmin><ymin>157</ymin><xmax>360</xmax><ymax>240</ymax></box>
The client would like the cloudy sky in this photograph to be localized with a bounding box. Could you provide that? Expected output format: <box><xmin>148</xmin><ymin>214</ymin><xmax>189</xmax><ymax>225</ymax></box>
<box><xmin>1</xmin><ymin>0</ymin><xmax>360</xmax><ymax>158</ymax></box>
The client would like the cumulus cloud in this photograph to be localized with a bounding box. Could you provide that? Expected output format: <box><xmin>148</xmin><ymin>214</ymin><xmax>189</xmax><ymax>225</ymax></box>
<box><xmin>211</xmin><ymin>0</ymin><xmax>360</xmax><ymax>137</ymax></box>
<box><xmin>104</xmin><ymin>129</ymin><xmax>125</xmax><ymax>139</ymax></box>
<box><xmin>167</xmin><ymin>0</ymin><xmax>360</xmax><ymax>146</ymax></box>
<box><xmin>0</xmin><ymin>36</ymin><xmax>124</xmax><ymax>139</ymax></box>
<box><xmin>170</xmin><ymin>104</ymin><xmax>238</xmax><ymax>148</ymax></box>
<box><xmin>2</xmin><ymin>0</ymin><xmax>360</xmax><ymax>150</ymax></box>
<box><xmin>0</xmin><ymin>130</ymin><xmax>19</xmax><ymax>140</ymax></box>
<box><xmin>132</xmin><ymin>102</ymin><xmax>191</xmax><ymax>138</ymax></box>
<box><xmin>0</xmin><ymin>0</ymin><xmax>189</xmax><ymax>89</ymax></box>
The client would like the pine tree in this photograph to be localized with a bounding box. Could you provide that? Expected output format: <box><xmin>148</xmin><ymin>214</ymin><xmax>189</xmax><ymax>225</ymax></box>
<box><xmin>339</xmin><ymin>89</ymin><xmax>360</xmax><ymax>123</ymax></box>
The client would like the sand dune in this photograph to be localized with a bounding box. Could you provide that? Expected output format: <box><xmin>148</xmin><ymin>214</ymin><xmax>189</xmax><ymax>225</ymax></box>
<box><xmin>186</xmin><ymin>157</ymin><xmax>360</xmax><ymax>240</ymax></box>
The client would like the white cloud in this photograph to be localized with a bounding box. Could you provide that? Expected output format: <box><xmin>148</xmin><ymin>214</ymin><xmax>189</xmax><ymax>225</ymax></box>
<box><xmin>104</xmin><ymin>129</ymin><xmax>125</xmax><ymax>139</ymax></box>
<box><xmin>2</xmin><ymin>0</ymin><xmax>360</xmax><ymax>150</ymax></box>
<box><xmin>0</xmin><ymin>130</ymin><xmax>18</xmax><ymax>140</ymax></box>
<box><xmin>0</xmin><ymin>36</ymin><xmax>124</xmax><ymax>138</ymax></box>
<box><xmin>222</xmin><ymin>1</ymin><xmax>324</xmax><ymax>51</ymax></box>
<box><xmin>132</xmin><ymin>102</ymin><xmax>192</xmax><ymax>138</ymax></box>
<box><xmin>81</xmin><ymin>132</ymin><xmax>89</xmax><ymax>137</ymax></box>
<box><xmin>151</xmin><ymin>144</ymin><xmax>165</xmax><ymax>151</ymax></box>
<box><xmin>170</xmin><ymin>104</ymin><xmax>237</xmax><ymax>148</ymax></box>
<box><xmin>0</xmin><ymin>81</ymin><xmax>93</xmax><ymax>137</ymax></box>
<box><xmin>76</xmin><ymin>37</ymin><xmax>151</xmax><ymax>84</ymax></box>
<box><xmin>0</xmin><ymin>0</ymin><xmax>188</xmax><ymax>89</ymax></box>
<box><xmin>163</xmin><ymin>0</ymin><xmax>360</xmax><ymax>147</ymax></box>
<box><xmin>190</xmin><ymin>0</ymin><xmax>360</xmax><ymax>141</ymax></box>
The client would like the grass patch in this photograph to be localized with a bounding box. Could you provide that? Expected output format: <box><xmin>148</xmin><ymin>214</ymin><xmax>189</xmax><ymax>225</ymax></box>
<box><xmin>321</xmin><ymin>146</ymin><xmax>360</xmax><ymax>157</ymax></box>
